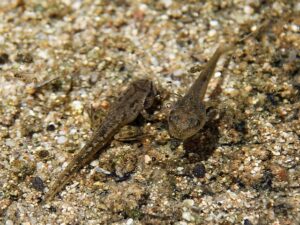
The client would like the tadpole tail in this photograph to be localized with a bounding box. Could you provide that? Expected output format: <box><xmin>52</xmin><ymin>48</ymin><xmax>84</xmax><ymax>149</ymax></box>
<box><xmin>42</xmin><ymin>142</ymin><xmax>97</xmax><ymax>202</ymax></box>
<box><xmin>43</xmin><ymin>126</ymin><xmax>115</xmax><ymax>202</ymax></box>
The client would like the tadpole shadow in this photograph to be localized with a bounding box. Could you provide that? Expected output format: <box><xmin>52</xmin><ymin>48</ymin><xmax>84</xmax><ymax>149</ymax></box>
<box><xmin>183</xmin><ymin>118</ymin><xmax>220</xmax><ymax>163</ymax></box>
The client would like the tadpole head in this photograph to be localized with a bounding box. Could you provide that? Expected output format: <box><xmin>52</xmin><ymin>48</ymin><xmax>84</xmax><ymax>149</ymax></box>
<box><xmin>168</xmin><ymin>105</ymin><xmax>206</xmax><ymax>140</ymax></box>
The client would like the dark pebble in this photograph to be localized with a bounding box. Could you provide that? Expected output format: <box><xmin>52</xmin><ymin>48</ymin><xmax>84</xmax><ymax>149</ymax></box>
<box><xmin>244</xmin><ymin>219</ymin><xmax>253</xmax><ymax>225</ymax></box>
<box><xmin>31</xmin><ymin>176</ymin><xmax>45</xmax><ymax>192</ymax></box>
<box><xmin>193</xmin><ymin>163</ymin><xmax>206</xmax><ymax>178</ymax></box>
<box><xmin>0</xmin><ymin>53</ymin><xmax>9</xmax><ymax>64</ymax></box>
<box><xmin>38</xmin><ymin>150</ymin><xmax>49</xmax><ymax>158</ymax></box>
<box><xmin>46</xmin><ymin>123</ymin><xmax>56</xmax><ymax>131</ymax></box>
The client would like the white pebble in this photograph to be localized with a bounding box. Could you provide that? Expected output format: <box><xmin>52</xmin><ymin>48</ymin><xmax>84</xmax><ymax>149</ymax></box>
<box><xmin>173</xmin><ymin>69</ymin><xmax>184</xmax><ymax>76</ymax></box>
<box><xmin>90</xmin><ymin>160</ymin><xmax>99</xmax><ymax>167</ymax></box>
<box><xmin>144</xmin><ymin>155</ymin><xmax>152</xmax><ymax>164</ymax></box>
<box><xmin>209</xmin><ymin>20</ymin><xmax>219</xmax><ymax>27</ymax></box>
<box><xmin>272</xmin><ymin>2</ymin><xmax>283</xmax><ymax>14</ymax></box>
<box><xmin>126</xmin><ymin>218</ymin><xmax>134</xmax><ymax>225</ymax></box>
<box><xmin>95</xmin><ymin>167</ymin><xmax>111</xmax><ymax>175</ymax></box>
<box><xmin>208</xmin><ymin>29</ymin><xmax>216</xmax><ymax>37</ymax></box>
<box><xmin>36</xmin><ymin>162</ymin><xmax>45</xmax><ymax>171</ymax></box>
<box><xmin>215</xmin><ymin>71</ymin><xmax>221</xmax><ymax>77</ymax></box>
<box><xmin>57</xmin><ymin>136</ymin><xmax>67</xmax><ymax>144</ymax></box>
<box><xmin>182</xmin><ymin>211</ymin><xmax>194</xmax><ymax>221</ymax></box>
<box><xmin>177</xmin><ymin>167</ymin><xmax>184</xmax><ymax>172</ymax></box>
<box><xmin>0</xmin><ymin>35</ymin><xmax>5</xmax><ymax>44</ymax></box>
<box><xmin>176</xmin><ymin>222</ymin><xmax>188</xmax><ymax>225</ymax></box>
<box><xmin>71</xmin><ymin>100</ymin><xmax>83</xmax><ymax>112</ymax></box>
<box><xmin>183</xmin><ymin>199</ymin><xmax>194</xmax><ymax>207</ymax></box>
<box><xmin>296</xmin><ymin>2</ymin><xmax>300</xmax><ymax>11</ymax></box>
<box><xmin>161</xmin><ymin>0</ymin><xmax>173</xmax><ymax>7</ymax></box>
<box><xmin>244</xmin><ymin>5</ymin><xmax>254</xmax><ymax>15</ymax></box>
<box><xmin>291</xmin><ymin>24</ymin><xmax>299</xmax><ymax>33</ymax></box>
<box><xmin>37</xmin><ymin>49</ymin><xmax>49</xmax><ymax>59</ymax></box>
<box><xmin>69</xmin><ymin>128</ymin><xmax>77</xmax><ymax>135</ymax></box>
<box><xmin>5</xmin><ymin>139</ymin><xmax>15</xmax><ymax>147</ymax></box>
<box><xmin>5</xmin><ymin>220</ymin><xmax>13</xmax><ymax>225</ymax></box>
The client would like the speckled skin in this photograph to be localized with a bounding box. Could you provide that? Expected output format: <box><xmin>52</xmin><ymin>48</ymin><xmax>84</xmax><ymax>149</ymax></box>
<box><xmin>44</xmin><ymin>79</ymin><xmax>156</xmax><ymax>201</ymax></box>
<box><xmin>168</xmin><ymin>45</ymin><xmax>234</xmax><ymax>140</ymax></box>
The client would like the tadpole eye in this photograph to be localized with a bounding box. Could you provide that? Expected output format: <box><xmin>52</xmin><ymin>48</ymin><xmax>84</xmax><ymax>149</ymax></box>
<box><xmin>170</xmin><ymin>113</ymin><xmax>179</xmax><ymax>122</ymax></box>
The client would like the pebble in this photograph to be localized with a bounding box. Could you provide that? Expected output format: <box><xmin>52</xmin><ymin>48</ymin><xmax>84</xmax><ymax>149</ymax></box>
<box><xmin>161</xmin><ymin>0</ymin><xmax>173</xmax><ymax>7</ymax></box>
<box><xmin>71</xmin><ymin>100</ymin><xmax>83</xmax><ymax>112</ymax></box>
<box><xmin>31</xmin><ymin>176</ymin><xmax>45</xmax><ymax>192</ymax></box>
<box><xmin>90</xmin><ymin>160</ymin><xmax>99</xmax><ymax>167</ymax></box>
<box><xmin>244</xmin><ymin>5</ymin><xmax>254</xmax><ymax>15</ymax></box>
<box><xmin>182</xmin><ymin>211</ymin><xmax>194</xmax><ymax>221</ymax></box>
<box><xmin>210</xmin><ymin>20</ymin><xmax>219</xmax><ymax>27</ymax></box>
<box><xmin>5</xmin><ymin>220</ymin><xmax>13</xmax><ymax>225</ymax></box>
<box><xmin>244</xmin><ymin>218</ymin><xmax>253</xmax><ymax>225</ymax></box>
<box><xmin>208</xmin><ymin>29</ymin><xmax>217</xmax><ymax>37</ymax></box>
<box><xmin>176</xmin><ymin>222</ymin><xmax>188</xmax><ymax>225</ymax></box>
<box><xmin>183</xmin><ymin>199</ymin><xmax>194</xmax><ymax>207</ymax></box>
<box><xmin>5</xmin><ymin>139</ymin><xmax>15</xmax><ymax>147</ymax></box>
<box><xmin>57</xmin><ymin>136</ymin><xmax>67</xmax><ymax>144</ymax></box>
<box><xmin>126</xmin><ymin>218</ymin><xmax>134</xmax><ymax>225</ymax></box>
<box><xmin>144</xmin><ymin>155</ymin><xmax>152</xmax><ymax>164</ymax></box>
<box><xmin>193</xmin><ymin>163</ymin><xmax>206</xmax><ymax>178</ymax></box>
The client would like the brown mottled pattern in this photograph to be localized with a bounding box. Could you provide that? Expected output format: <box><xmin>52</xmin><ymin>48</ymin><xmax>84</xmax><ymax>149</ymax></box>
<box><xmin>44</xmin><ymin>79</ymin><xmax>156</xmax><ymax>202</ymax></box>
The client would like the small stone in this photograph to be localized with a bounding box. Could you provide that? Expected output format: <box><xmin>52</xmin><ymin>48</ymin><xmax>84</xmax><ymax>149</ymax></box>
<box><xmin>272</xmin><ymin>2</ymin><xmax>283</xmax><ymax>14</ymax></box>
<box><xmin>183</xmin><ymin>199</ymin><xmax>194</xmax><ymax>207</ymax></box>
<box><xmin>57</xmin><ymin>136</ymin><xmax>67</xmax><ymax>144</ymax></box>
<box><xmin>31</xmin><ymin>176</ymin><xmax>45</xmax><ymax>192</ymax></box>
<box><xmin>244</xmin><ymin>5</ymin><xmax>254</xmax><ymax>15</ymax></box>
<box><xmin>291</xmin><ymin>24</ymin><xmax>299</xmax><ymax>32</ymax></box>
<box><xmin>5</xmin><ymin>220</ymin><xmax>13</xmax><ymax>225</ymax></box>
<box><xmin>210</xmin><ymin>20</ymin><xmax>219</xmax><ymax>27</ymax></box>
<box><xmin>5</xmin><ymin>139</ymin><xmax>15</xmax><ymax>147</ymax></box>
<box><xmin>193</xmin><ymin>163</ymin><xmax>206</xmax><ymax>178</ymax></box>
<box><xmin>173</xmin><ymin>69</ymin><xmax>184</xmax><ymax>76</ymax></box>
<box><xmin>177</xmin><ymin>167</ymin><xmax>184</xmax><ymax>172</ymax></box>
<box><xmin>71</xmin><ymin>100</ymin><xmax>83</xmax><ymax>112</ymax></box>
<box><xmin>126</xmin><ymin>218</ymin><xmax>134</xmax><ymax>225</ymax></box>
<box><xmin>46</xmin><ymin>123</ymin><xmax>56</xmax><ymax>131</ymax></box>
<box><xmin>37</xmin><ymin>150</ymin><xmax>50</xmax><ymax>159</ymax></box>
<box><xmin>208</xmin><ymin>29</ymin><xmax>217</xmax><ymax>37</ymax></box>
<box><xmin>161</xmin><ymin>0</ymin><xmax>173</xmax><ymax>7</ymax></box>
<box><xmin>244</xmin><ymin>219</ymin><xmax>253</xmax><ymax>225</ymax></box>
<box><xmin>0</xmin><ymin>53</ymin><xmax>9</xmax><ymax>64</ymax></box>
<box><xmin>90</xmin><ymin>160</ymin><xmax>99</xmax><ymax>167</ymax></box>
<box><xmin>144</xmin><ymin>155</ymin><xmax>152</xmax><ymax>164</ymax></box>
<box><xmin>182</xmin><ymin>211</ymin><xmax>194</xmax><ymax>221</ymax></box>
<box><xmin>177</xmin><ymin>222</ymin><xmax>188</xmax><ymax>225</ymax></box>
